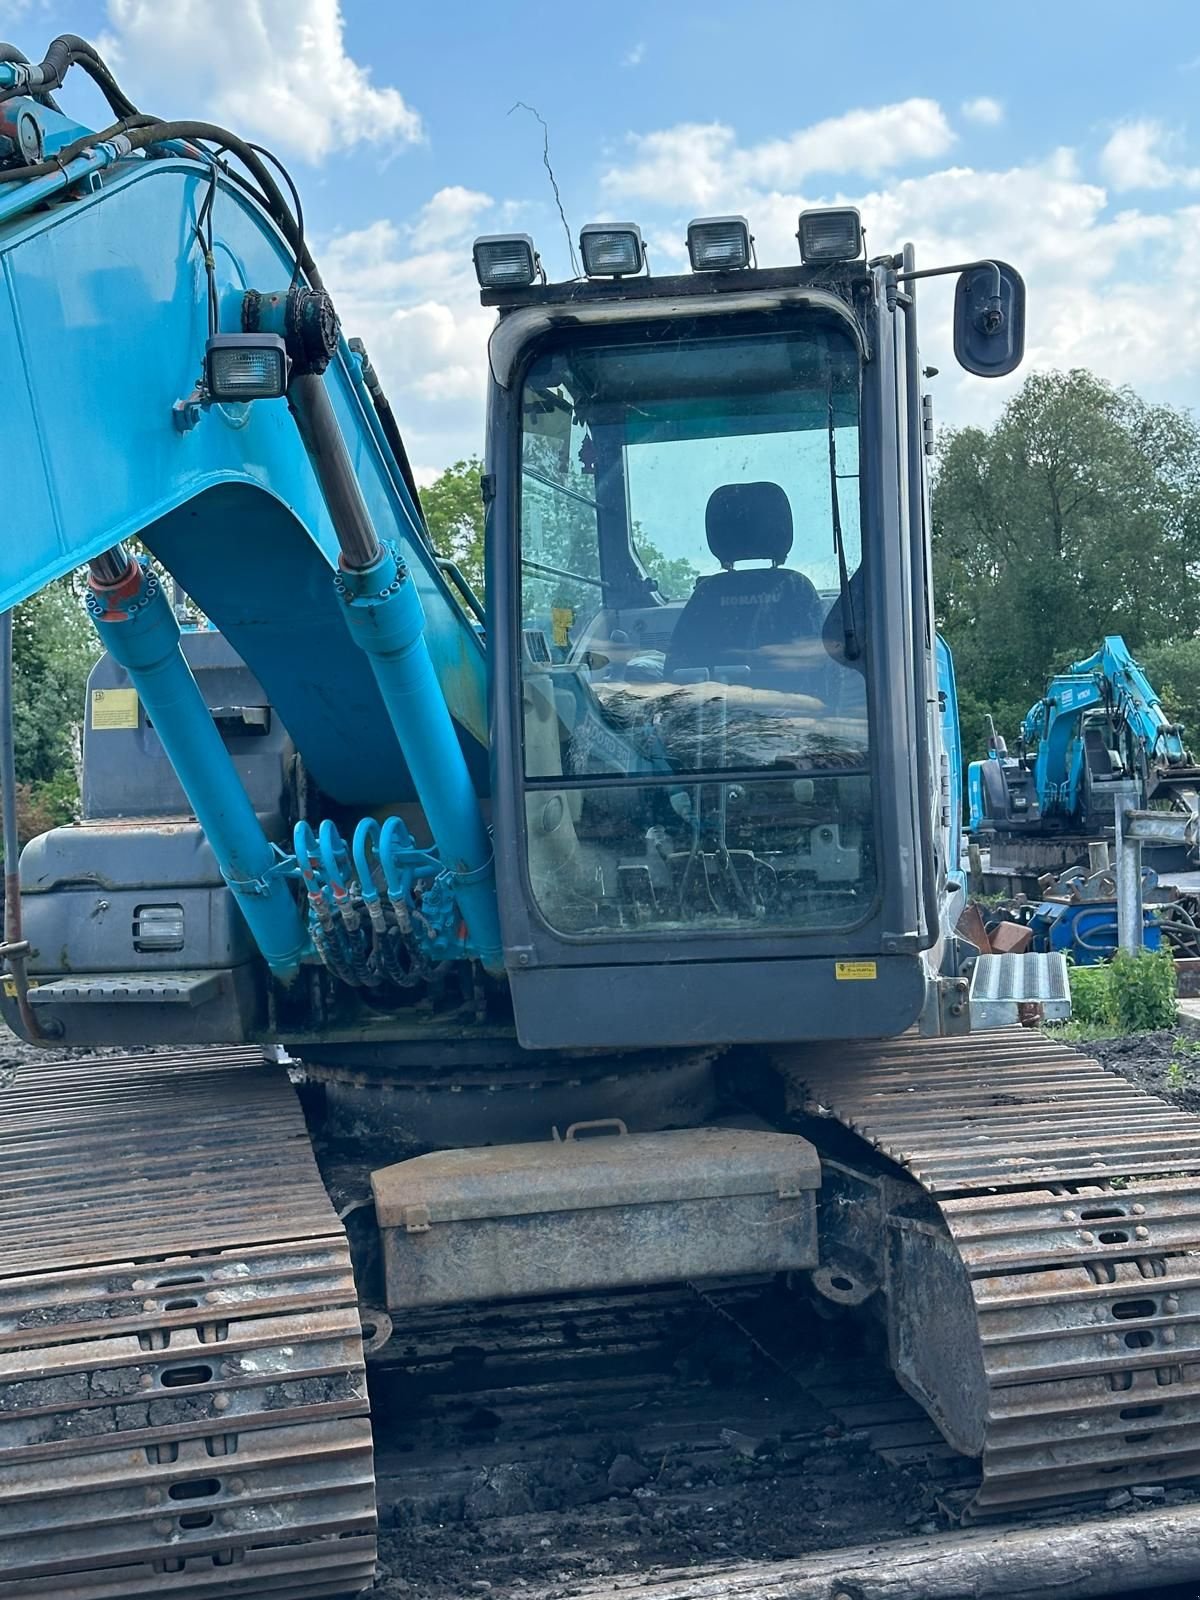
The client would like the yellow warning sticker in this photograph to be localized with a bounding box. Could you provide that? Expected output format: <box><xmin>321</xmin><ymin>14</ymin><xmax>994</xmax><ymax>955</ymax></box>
<box><xmin>91</xmin><ymin>687</ymin><xmax>140</xmax><ymax>731</ymax></box>
<box><xmin>2</xmin><ymin>977</ymin><xmax>38</xmax><ymax>998</ymax></box>
<box><xmin>835</xmin><ymin>960</ymin><xmax>878</xmax><ymax>982</ymax></box>
<box><xmin>550</xmin><ymin>607</ymin><xmax>574</xmax><ymax>649</ymax></box>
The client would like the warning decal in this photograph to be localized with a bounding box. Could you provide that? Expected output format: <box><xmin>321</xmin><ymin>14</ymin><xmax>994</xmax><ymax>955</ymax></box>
<box><xmin>91</xmin><ymin>688</ymin><xmax>140</xmax><ymax>730</ymax></box>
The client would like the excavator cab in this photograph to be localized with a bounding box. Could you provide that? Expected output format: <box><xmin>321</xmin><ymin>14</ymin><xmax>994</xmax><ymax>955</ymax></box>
<box><xmin>484</xmin><ymin>253</ymin><xmax>954</xmax><ymax>1046</ymax></box>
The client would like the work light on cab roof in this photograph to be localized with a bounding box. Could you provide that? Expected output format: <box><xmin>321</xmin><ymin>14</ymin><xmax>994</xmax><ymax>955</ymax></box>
<box><xmin>472</xmin><ymin>233</ymin><xmax>541</xmax><ymax>290</ymax></box>
<box><xmin>686</xmin><ymin>215</ymin><xmax>753</xmax><ymax>272</ymax></box>
<box><xmin>797</xmin><ymin>207</ymin><xmax>864</xmax><ymax>264</ymax></box>
<box><xmin>579</xmin><ymin>223</ymin><xmax>645</xmax><ymax>278</ymax></box>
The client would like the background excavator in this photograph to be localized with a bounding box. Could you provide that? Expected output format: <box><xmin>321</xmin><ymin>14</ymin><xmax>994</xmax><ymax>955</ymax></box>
<box><xmin>5</xmin><ymin>32</ymin><xmax>1200</xmax><ymax>1600</ymax></box>
<box><xmin>968</xmin><ymin>635</ymin><xmax>1200</xmax><ymax>864</ymax></box>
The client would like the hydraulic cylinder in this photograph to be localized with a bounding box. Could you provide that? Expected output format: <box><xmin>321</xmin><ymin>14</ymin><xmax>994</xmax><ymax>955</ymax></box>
<box><xmin>335</xmin><ymin>544</ymin><xmax>503</xmax><ymax>973</ymax></box>
<box><xmin>86</xmin><ymin>555</ymin><xmax>310</xmax><ymax>982</ymax></box>
<box><xmin>287</xmin><ymin>371</ymin><xmax>502</xmax><ymax>975</ymax></box>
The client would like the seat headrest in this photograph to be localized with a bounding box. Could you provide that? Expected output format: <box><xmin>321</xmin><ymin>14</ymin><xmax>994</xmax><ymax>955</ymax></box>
<box><xmin>706</xmin><ymin>482</ymin><xmax>793</xmax><ymax>567</ymax></box>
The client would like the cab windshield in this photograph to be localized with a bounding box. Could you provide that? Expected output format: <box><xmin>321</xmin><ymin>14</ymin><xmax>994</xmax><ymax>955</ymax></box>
<box><xmin>518</xmin><ymin>318</ymin><xmax>873</xmax><ymax>937</ymax></box>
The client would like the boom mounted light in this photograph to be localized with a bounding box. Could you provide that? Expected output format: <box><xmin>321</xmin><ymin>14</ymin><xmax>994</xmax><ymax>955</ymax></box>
<box><xmin>687</xmin><ymin>216</ymin><xmax>752</xmax><ymax>272</ymax></box>
<box><xmin>473</xmin><ymin>234</ymin><xmax>540</xmax><ymax>290</ymax></box>
<box><xmin>579</xmin><ymin>223</ymin><xmax>645</xmax><ymax>278</ymax></box>
<box><xmin>797</xmin><ymin>208</ymin><xmax>863</xmax><ymax>264</ymax></box>
<box><xmin>205</xmin><ymin>334</ymin><xmax>289</xmax><ymax>402</ymax></box>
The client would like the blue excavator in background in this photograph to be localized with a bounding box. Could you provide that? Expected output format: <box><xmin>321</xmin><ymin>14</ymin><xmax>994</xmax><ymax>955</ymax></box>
<box><xmin>968</xmin><ymin>635</ymin><xmax>1200</xmax><ymax>853</ymax></box>
<box><xmin>5</xmin><ymin>32</ymin><xmax>1200</xmax><ymax>1600</ymax></box>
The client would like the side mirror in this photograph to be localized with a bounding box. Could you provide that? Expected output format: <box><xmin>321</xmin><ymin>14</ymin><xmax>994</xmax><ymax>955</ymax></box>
<box><xmin>953</xmin><ymin>260</ymin><xmax>1025</xmax><ymax>377</ymax></box>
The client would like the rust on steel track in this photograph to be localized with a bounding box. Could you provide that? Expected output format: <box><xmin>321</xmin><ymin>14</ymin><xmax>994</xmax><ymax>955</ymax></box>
<box><xmin>0</xmin><ymin>1046</ymin><xmax>376</xmax><ymax>1598</ymax></box>
<box><xmin>785</xmin><ymin>1029</ymin><xmax>1200</xmax><ymax>1514</ymax></box>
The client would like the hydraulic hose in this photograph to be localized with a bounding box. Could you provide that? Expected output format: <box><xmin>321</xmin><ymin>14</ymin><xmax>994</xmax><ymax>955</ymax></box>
<box><xmin>0</xmin><ymin>34</ymin><xmax>137</xmax><ymax>119</ymax></box>
<box><xmin>1</xmin><ymin>113</ymin><xmax>322</xmax><ymax>292</ymax></box>
<box><xmin>0</xmin><ymin>44</ymin><xmax>61</xmax><ymax>111</ymax></box>
<box><xmin>349</xmin><ymin>338</ymin><xmax>425</xmax><ymax>523</ymax></box>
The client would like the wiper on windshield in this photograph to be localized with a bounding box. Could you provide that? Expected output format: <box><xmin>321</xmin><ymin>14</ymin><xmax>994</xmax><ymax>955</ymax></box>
<box><xmin>826</xmin><ymin>375</ymin><xmax>861</xmax><ymax>662</ymax></box>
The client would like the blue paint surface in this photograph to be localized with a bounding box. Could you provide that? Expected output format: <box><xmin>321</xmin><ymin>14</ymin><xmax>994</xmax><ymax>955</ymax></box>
<box><xmin>0</xmin><ymin>137</ymin><xmax>488</xmax><ymax>810</ymax></box>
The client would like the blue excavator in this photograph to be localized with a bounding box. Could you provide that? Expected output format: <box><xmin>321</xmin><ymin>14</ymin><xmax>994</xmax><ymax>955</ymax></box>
<box><xmin>968</xmin><ymin>635</ymin><xmax>1200</xmax><ymax>854</ymax></box>
<box><xmin>4</xmin><ymin>33</ymin><xmax>1200</xmax><ymax>1600</ymax></box>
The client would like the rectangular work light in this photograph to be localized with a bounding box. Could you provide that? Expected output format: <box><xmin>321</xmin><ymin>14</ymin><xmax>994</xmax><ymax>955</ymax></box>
<box><xmin>473</xmin><ymin>233</ymin><xmax>539</xmax><ymax>289</ymax></box>
<box><xmin>687</xmin><ymin>215</ymin><xmax>752</xmax><ymax>272</ymax></box>
<box><xmin>205</xmin><ymin>334</ymin><xmax>289</xmax><ymax>402</ymax></box>
<box><xmin>580</xmin><ymin>223</ymin><xmax>645</xmax><ymax>278</ymax></box>
<box><xmin>797</xmin><ymin>207</ymin><xmax>863</xmax><ymax>264</ymax></box>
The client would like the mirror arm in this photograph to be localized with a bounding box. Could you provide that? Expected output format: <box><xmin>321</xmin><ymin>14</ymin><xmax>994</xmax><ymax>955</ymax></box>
<box><xmin>886</xmin><ymin>259</ymin><xmax>1005</xmax><ymax>329</ymax></box>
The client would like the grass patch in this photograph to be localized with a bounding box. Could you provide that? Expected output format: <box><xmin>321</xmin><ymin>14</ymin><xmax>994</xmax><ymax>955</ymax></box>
<box><xmin>1048</xmin><ymin>1019</ymin><xmax>1122</xmax><ymax>1045</ymax></box>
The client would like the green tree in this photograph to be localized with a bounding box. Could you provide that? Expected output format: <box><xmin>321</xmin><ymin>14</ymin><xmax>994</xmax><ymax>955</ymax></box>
<box><xmin>1136</xmin><ymin>637</ymin><xmax>1200</xmax><ymax>754</ymax></box>
<box><xmin>6</xmin><ymin>575</ymin><xmax>100</xmax><ymax>841</ymax></box>
<box><xmin>421</xmin><ymin>457</ymin><xmax>486</xmax><ymax>601</ymax></box>
<box><xmin>932</xmin><ymin>369</ymin><xmax>1200</xmax><ymax>761</ymax></box>
<box><xmin>635</xmin><ymin>536</ymin><xmax>699</xmax><ymax>602</ymax></box>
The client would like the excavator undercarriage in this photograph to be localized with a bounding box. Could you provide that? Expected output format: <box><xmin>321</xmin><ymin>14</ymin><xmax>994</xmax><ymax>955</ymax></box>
<box><xmin>5</xmin><ymin>1028</ymin><xmax>1200</xmax><ymax>1597</ymax></box>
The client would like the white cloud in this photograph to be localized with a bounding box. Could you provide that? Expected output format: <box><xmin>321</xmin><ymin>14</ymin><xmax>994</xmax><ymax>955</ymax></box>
<box><xmin>411</xmin><ymin>186</ymin><xmax>494</xmax><ymax>249</ymax></box>
<box><xmin>320</xmin><ymin>197</ymin><xmax>497</xmax><ymax>470</ymax></box>
<box><xmin>602</xmin><ymin>99</ymin><xmax>955</xmax><ymax>206</ymax></box>
<box><xmin>100</xmin><ymin>0</ymin><xmax>422</xmax><ymax>160</ymax></box>
<box><xmin>961</xmin><ymin>96</ymin><xmax>1004</xmax><ymax>126</ymax></box>
<box><xmin>1099</xmin><ymin>118</ymin><xmax>1199</xmax><ymax>190</ymax></box>
<box><xmin>623</xmin><ymin>41</ymin><xmax>646</xmax><ymax>67</ymax></box>
<box><xmin>1101</xmin><ymin>120</ymin><xmax>1174</xmax><ymax>189</ymax></box>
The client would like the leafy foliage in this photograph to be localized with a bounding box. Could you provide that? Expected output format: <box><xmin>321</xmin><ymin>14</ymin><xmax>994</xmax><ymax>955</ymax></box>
<box><xmin>419</xmin><ymin>456</ymin><xmax>701</xmax><ymax>617</ymax></box>
<box><xmin>7</xmin><ymin>578</ymin><xmax>99</xmax><ymax>843</ymax></box>
<box><xmin>1068</xmin><ymin>963</ymin><xmax>1118</xmax><ymax>1028</ymax></box>
<box><xmin>932</xmin><ymin>369</ymin><xmax>1200</xmax><ymax>764</ymax></box>
<box><xmin>1134</xmin><ymin>637</ymin><xmax>1200</xmax><ymax>754</ymax></box>
<box><xmin>421</xmin><ymin>457</ymin><xmax>486</xmax><ymax>603</ymax></box>
<box><xmin>1111</xmin><ymin>948</ymin><xmax>1178</xmax><ymax>1033</ymax></box>
<box><xmin>1065</xmin><ymin>950</ymin><xmax>1177</xmax><ymax>1033</ymax></box>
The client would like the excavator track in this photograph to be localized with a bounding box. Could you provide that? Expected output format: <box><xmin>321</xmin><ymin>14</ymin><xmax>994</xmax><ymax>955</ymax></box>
<box><xmin>787</xmin><ymin>1028</ymin><xmax>1200</xmax><ymax>1516</ymax></box>
<box><xmin>0</xmin><ymin>1046</ymin><xmax>376</xmax><ymax>1598</ymax></box>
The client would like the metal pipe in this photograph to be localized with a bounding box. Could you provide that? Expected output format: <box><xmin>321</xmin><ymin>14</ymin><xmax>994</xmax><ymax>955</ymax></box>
<box><xmin>0</xmin><ymin>136</ymin><xmax>132</xmax><ymax>226</ymax></box>
<box><xmin>336</xmin><ymin>543</ymin><xmax>503</xmax><ymax>973</ymax></box>
<box><xmin>1115</xmin><ymin>803</ymin><xmax>1143</xmax><ymax>956</ymax></box>
<box><xmin>898</xmin><ymin>245</ymin><xmax>941</xmax><ymax>952</ymax></box>
<box><xmin>86</xmin><ymin>559</ymin><xmax>310</xmax><ymax>982</ymax></box>
<box><xmin>0</xmin><ymin>610</ymin><xmax>53</xmax><ymax>1040</ymax></box>
<box><xmin>287</xmin><ymin>373</ymin><xmax>381</xmax><ymax>571</ymax></box>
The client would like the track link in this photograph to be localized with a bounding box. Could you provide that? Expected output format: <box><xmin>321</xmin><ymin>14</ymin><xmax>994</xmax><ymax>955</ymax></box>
<box><xmin>787</xmin><ymin>1029</ymin><xmax>1200</xmax><ymax>1514</ymax></box>
<box><xmin>0</xmin><ymin>1047</ymin><xmax>375</xmax><ymax>1598</ymax></box>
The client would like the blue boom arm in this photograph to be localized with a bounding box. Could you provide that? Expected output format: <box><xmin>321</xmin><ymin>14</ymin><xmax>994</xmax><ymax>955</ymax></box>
<box><xmin>0</xmin><ymin>94</ymin><xmax>502</xmax><ymax>976</ymax></box>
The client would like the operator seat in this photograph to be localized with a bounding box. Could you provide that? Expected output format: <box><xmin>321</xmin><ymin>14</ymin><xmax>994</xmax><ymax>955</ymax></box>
<box><xmin>664</xmin><ymin>481</ymin><xmax>824</xmax><ymax>678</ymax></box>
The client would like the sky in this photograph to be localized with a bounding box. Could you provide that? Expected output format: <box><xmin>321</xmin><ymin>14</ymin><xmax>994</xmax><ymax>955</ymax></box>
<box><xmin>3</xmin><ymin>0</ymin><xmax>1200</xmax><ymax>481</ymax></box>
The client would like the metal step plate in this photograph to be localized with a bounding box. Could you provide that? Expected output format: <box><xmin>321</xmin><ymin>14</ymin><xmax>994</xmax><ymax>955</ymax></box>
<box><xmin>969</xmin><ymin>952</ymin><xmax>1071</xmax><ymax>1029</ymax></box>
<box><xmin>27</xmin><ymin>973</ymin><xmax>223</xmax><ymax>1006</ymax></box>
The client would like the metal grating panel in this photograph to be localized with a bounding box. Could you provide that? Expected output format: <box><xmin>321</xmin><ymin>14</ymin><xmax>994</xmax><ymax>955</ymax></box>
<box><xmin>970</xmin><ymin>952</ymin><xmax>1071</xmax><ymax>1029</ymax></box>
